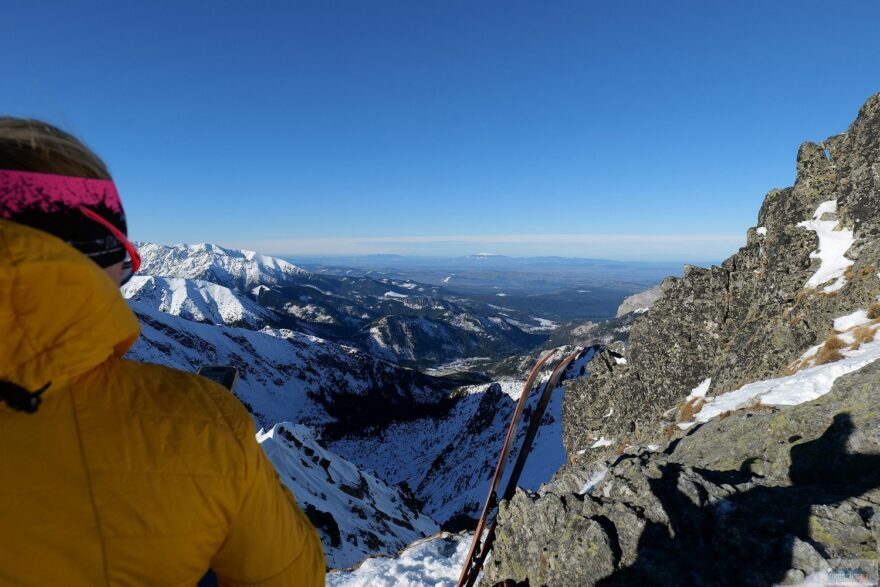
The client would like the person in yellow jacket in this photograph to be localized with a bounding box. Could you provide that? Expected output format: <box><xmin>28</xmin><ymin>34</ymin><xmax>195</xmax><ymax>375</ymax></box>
<box><xmin>0</xmin><ymin>118</ymin><xmax>326</xmax><ymax>586</ymax></box>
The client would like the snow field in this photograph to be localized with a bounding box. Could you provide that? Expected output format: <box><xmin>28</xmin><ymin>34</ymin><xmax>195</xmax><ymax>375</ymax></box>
<box><xmin>327</xmin><ymin>533</ymin><xmax>471</xmax><ymax>587</ymax></box>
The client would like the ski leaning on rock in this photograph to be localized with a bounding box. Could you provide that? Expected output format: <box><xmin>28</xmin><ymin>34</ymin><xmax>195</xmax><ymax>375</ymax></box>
<box><xmin>457</xmin><ymin>348</ymin><xmax>584</xmax><ymax>587</ymax></box>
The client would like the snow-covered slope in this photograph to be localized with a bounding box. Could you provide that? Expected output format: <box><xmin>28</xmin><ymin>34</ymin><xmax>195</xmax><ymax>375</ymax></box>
<box><xmin>124</xmin><ymin>303</ymin><xmax>456</xmax><ymax>569</ymax></box>
<box><xmin>327</xmin><ymin>532</ymin><xmax>470</xmax><ymax>586</ymax></box>
<box><xmin>136</xmin><ymin>242</ymin><xmax>548</xmax><ymax>370</ymax></box>
<box><xmin>329</xmin><ymin>347</ymin><xmax>595</xmax><ymax>525</ymax></box>
<box><xmin>258</xmin><ymin>423</ymin><xmax>439</xmax><ymax>568</ymax></box>
<box><xmin>125</xmin><ymin>300</ymin><xmax>448</xmax><ymax>432</ymax></box>
<box><xmin>122</xmin><ymin>275</ymin><xmax>275</xmax><ymax>328</ymax></box>
<box><xmin>136</xmin><ymin>242</ymin><xmax>309</xmax><ymax>291</ymax></box>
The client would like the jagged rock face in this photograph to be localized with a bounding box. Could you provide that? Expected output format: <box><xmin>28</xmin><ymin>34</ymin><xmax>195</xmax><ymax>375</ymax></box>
<box><xmin>563</xmin><ymin>94</ymin><xmax>880</xmax><ymax>459</ymax></box>
<box><xmin>484</xmin><ymin>360</ymin><xmax>880</xmax><ymax>586</ymax></box>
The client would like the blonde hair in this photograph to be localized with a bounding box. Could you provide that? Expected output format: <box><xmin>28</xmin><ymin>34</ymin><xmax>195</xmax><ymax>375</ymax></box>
<box><xmin>0</xmin><ymin>117</ymin><xmax>110</xmax><ymax>180</ymax></box>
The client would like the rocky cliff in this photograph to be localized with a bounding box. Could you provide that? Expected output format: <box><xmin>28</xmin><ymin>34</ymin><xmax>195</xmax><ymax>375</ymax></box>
<box><xmin>564</xmin><ymin>93</ymin><xmax>880</xmax><ymax>460</ymax></box>
<box><xmin>484</xmin><ymin>93</ymin><xmax>880</xmax><ymax>586</ymax></box>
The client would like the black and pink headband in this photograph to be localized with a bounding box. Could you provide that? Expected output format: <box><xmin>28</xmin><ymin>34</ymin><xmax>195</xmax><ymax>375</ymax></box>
<box><xmin>0</xmin><ymin>169</ymin><xmax>141</xmax><ymax>272</ymax></box>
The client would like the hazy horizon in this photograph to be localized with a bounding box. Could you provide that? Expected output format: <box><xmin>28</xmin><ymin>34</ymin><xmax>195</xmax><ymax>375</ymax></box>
<box><xmin>223</xmin><ymin>232</ymin><xmax>743</xmax><ymax>264</ymax></box>
<box><xmin>136</xmin><ymin>238</ymin><xmax>724</xmax><ymax>267</ymax></box>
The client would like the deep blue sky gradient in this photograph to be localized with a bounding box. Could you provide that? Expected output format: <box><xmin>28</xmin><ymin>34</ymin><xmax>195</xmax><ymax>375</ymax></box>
<box><xmin>3</xmin><ymin>1</ymin><xmax>879</xmax><ymax>260</ymax></box>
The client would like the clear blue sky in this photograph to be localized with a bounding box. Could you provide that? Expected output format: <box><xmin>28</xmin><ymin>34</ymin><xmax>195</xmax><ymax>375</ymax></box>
<box><xmin>3</xmin><ymin>1</ymin><xmax>878</xmax><ymax>261</ymax></box>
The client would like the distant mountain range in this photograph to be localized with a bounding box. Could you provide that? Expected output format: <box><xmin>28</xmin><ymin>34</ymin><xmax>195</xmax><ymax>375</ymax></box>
<box><xmin>130</xmin><ymin>243</ymin><xmax>568</xmax><ymax>370</ymax></box>
<box><xmin>121</xmin><ymin>238</ymin><xmax>664</xmax><ymax>570</ymax></box>
<box><xmin>286</xmin><ymin>253</ymin><xmax>687</xmax><ymax>271</ymax></box>
<box><xmin>288</xmin><ymin>254</ymin><xmax>680</xmax><ymax>295</ymax></box>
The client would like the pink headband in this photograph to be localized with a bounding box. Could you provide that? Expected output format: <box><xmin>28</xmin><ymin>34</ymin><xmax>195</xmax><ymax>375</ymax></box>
<box><xmin>0</xmin><ymin>169</ymin><xmax>124</xmax><ymax>215</ymax></box>
<box><xmin>0</xmin><ymin>169</ymin><xmax>140</xmax><ymax>272</ymax></box>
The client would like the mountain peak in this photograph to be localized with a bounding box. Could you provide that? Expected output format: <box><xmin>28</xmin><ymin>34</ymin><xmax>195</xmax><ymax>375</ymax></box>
<box><xmin>135</xmin><ymin>242</ymin><xmax>310</xmax><ymax>291</ymax></box>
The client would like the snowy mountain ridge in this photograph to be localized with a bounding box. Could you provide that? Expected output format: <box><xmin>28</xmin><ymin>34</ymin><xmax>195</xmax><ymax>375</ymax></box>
<box><xmin>124</xmin><ymin>233</ymin><xmax>615</xmax><ymax>578</ymax></box>
<box><xmin>122</xmin><ymin>275</ymin><xmax>275</xmax><ymax>328</ymax></box>
<box><xmin>134</xmin><ymin>241</ymin><xmax>550</xmax><ymax>370</ymax></box>
<box><xmin>136</xmin><ymin>242</ymin><xmax>310</xmax><ymax>291</ymax></box>
<box><xmin>122</xmin><ymin>270</ymin><xmax>593</xmax><ymax>570</ymax></box>
<box><xmin>125</xmin><ymin>299</ymin><xmax>448</xmax><ymax>432</ymax></box>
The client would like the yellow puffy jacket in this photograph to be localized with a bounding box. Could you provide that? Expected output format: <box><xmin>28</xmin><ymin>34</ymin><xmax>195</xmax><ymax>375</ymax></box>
<box><xmin>0</xmin><ymin>220</ymin><xmax>325</xmax><ymax>586</ymax></box>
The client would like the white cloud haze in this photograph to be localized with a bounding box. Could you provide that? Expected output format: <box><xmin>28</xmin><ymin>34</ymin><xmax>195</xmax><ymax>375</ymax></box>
<box><xmin>221</xmin><ymin>233</ymin><xmax>745</xmax><ymax>262</ymax></box>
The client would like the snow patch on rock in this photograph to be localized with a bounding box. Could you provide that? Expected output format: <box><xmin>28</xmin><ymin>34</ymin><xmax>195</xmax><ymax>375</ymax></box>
<box><xmin>687</xmin><ymin>378</ymin><xmax>712</xmax><ymax>400</ymax></box>
<box><xmin>591</xmin><ymin>436</ymin><xmax>614</xmax><ymax>448</ymax></box>
<box><xmin>687</xmin><ymin>313</ymin><xmax>880</xmax><ymax>424</ymax></box>
<box><xmin>797</xmin><ymin>200</ymin><xmax>854</xmax><ymax>293</ymax></box>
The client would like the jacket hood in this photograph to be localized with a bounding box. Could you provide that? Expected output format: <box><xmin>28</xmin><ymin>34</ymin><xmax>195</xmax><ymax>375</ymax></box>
<box><xmin>0</xmin><ymin>220</ymin><xmax>140</xmax><ymax>391</ymax></box>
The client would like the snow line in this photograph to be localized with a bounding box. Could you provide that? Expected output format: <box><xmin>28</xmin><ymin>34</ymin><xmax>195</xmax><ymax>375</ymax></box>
<box><xmin>687</xmin><ymin>312</ymin><xmax>880</xmax><ymax>425</ymax></box>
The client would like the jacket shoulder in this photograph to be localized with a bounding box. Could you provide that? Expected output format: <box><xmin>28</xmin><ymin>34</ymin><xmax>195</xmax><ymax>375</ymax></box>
<box><xmin>77</xmin><ymin>359</ymin><xmax>257</xmax><ymax>479</ymax></box>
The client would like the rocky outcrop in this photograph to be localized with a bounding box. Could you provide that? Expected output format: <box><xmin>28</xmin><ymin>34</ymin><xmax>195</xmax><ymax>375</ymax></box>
<box><xmin>563</xmin><ymin>94</ymin><xmax>880</xmax><ymax>460</ymax></box>
<box><xmin>486</xmin><ymin>93</ymin><xmax>880</xmax><ymax>585</ymax></box>
<box><xmin>484</xmin><ymin>359</ymin><xmax>880</xmax><ymax>586</ymax></box>
<box><xmin>615</xmin><ymin>284</ymin><xmax>664</xmax><ymax>317</ymax></box>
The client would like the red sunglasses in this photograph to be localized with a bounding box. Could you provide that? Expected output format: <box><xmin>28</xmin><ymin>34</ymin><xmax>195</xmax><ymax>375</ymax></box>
<box><xmin>79</xmin><ymin>207</ymin><xmax>142</xmax><ymax>283</ymax></box>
